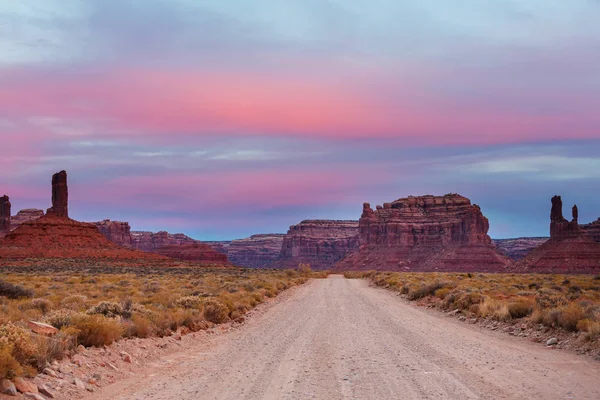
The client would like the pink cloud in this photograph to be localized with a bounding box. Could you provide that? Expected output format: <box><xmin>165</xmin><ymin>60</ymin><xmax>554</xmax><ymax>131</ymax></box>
<box><xmin>74</xmin><ymin>166</ymin><xmax>391</xmax><ymax>212</ymax></box>
<box><xmin>1</xmin><ymin>64</ymin><xmax>599</xmax><ymax>147</ymax></box>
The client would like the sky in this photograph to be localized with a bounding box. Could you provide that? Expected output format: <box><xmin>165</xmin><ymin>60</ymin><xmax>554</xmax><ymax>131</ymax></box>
<box><xmin>1</xmin><ymin>0</ymin><xmax>599</xmax><ymax>240</ymax></box>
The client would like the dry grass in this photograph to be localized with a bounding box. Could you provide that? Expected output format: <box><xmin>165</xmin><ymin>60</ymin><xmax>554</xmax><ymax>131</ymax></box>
<box><xmin>346</xmin><ymin>271</ymin><xmax>600</xmax><ymax>339</ymax></box>
<box><xmin>0</xmin><ymin>266</ymin><xmax>319</xmax><ymax>378</ymax></box>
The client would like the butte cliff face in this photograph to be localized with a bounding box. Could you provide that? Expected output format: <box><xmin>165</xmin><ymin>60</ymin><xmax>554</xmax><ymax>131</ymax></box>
<box><xmin>94</xmin><ymin>220</ymin><xmax>134</xmax><ymax>248</ymax></box>
<box><xmin>272</xmin><ymin>220</ymin><xmax>359</xmax><ymax>270</ymax></box>
<box><xmin>0</xmin><ymin>195</ymin><xmax>11</xmax><ymax>237</ymax></box>
<box><xmin>208</xmin><ymin>234</ymin><xmax>285</xmax><ymax>268</ymax></box>
<box><xmin>512</xmin><ymin>196</ymin><xmax>600</xmax><ymax>273</ymax></box>
<box><xmin>334</xmin><ymin>194</ymin><xmax>509</xmax><ymax>272</ymax></box>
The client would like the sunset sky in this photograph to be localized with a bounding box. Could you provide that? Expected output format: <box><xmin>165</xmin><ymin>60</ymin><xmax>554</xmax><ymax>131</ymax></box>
<box><xmin>1</xmin><ymin>0</ymin><xmax>599</xmax><ymax>240</ymax></box>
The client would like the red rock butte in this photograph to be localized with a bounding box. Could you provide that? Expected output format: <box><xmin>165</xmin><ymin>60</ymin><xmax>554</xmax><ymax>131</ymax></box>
<box><xmin>512</xmin><ymin>196</ymin><xmax>600</xmax><ymax>274</ymax></box>
<box><xmin>334</xmin><ymin>194</ymin><xmax>509</xmax><ymax>272</ymax></box>
<box><xmin>0</xmin><ymin>171</ymin><xmax>170</xmax><ymax>266</ymax></box>
<box><xmin>207</xmin><ymin>234</ymin><xmax>285</xmax><ymax>269</ymax></box>
<box><xmin>272</xmin><ymin>220</ymin><xmax>359</xmax><ymax>270</ymax></box>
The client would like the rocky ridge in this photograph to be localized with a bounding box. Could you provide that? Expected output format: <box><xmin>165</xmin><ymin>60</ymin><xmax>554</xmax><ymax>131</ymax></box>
<box><xmin>335</xmin><ymin>194</ymin><xmax>510</xmax><ymax>272</ymax></box>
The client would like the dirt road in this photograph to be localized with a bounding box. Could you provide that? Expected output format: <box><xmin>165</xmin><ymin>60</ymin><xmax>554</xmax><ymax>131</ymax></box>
<box><xmin>97</xmin><ymin>276</ymin><xmax>600</xmax><ymax>399</ymax></box>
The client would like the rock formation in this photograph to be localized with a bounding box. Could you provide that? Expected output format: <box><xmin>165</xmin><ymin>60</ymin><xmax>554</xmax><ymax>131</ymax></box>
<box><xmin>492</xmin><ymin>238</ymin><xmax>549</xmax><ymax>260</ymax></box>
<box><xmin>93</xmin><ymin>220</ymin><xmax>134</xmax><ymax>248</ymax></box>
<box><xmin>208</xmin><ymin>234</ymin><xmax>285</xmax><ymax>268</ymax></box>
<box><xmin>0</xmin><ymin>214</ymin><xmax>168</xmax><ymax>263</ymax></box>
<box><xmin>0</xmin><ymin>171</ymin><xmax>171</xmax><ymax>266</ymax></box>
<box><xmin>272</xmin><ymin>220</ymin><xmax>359</xmax><ymax>270</ymax></box>
<box><xmin>154</xmin><ymin>243</ymin><xmax>230</xmax><ymax>265</ymax></box>
<box><xmin>0</xmin><ymin>195</ymin><xmax>10</xmax><ymax>237</ymax></box>
<box><xmin>131</xmin><ymin>231</ymin><xmax>200</xmax><ymax>252</ymax></box>
<box><xmin>46</xmin><ymin>171</ymin><xmax>68</xmax><ymax>218</ymax></box>
<box><xmin>512</xmin><ymin>196</ymin><xmax>600</xmax><ymax>274</ymax></box>
<box><xmin>335</xmin><ymin>194</ymin><xmax>509</xmax><ymax>272</ymax></box>
<box><xmin>10</xmin><ymin>209</ymin><xmax>44</xmax><ymax>230</ymax></box>
<box><xmin>549</xmin><ymin>196</ymin><xmax>581</xmax><ymax>241</ymax></box>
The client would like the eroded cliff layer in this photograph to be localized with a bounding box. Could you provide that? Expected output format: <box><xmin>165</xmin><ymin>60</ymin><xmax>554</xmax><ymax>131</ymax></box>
<box><xmin>93</xmin><ymin>220</ymin><xmax>133</xmax><ymax>248</ymax></box>
<box><xmin>335</xmin><ymin>194</ymin><xmax>509</xmax><ymax>272</ymax></box>
<box><xmin>273</xmin><ymin>220</ymin><xmax>360</xmax><ymax>270</ymax></box>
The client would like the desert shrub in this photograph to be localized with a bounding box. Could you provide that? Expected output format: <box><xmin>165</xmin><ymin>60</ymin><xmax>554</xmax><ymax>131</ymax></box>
<box><xmin>479</xmin><ymin>298</ymin><xmax>510</xmax><ymax>321</ymax></box>
<box><xmin>20</xmin><ymin>298</ymin><xmax>52</xmax><ymax>314</ymax></box>
<box><xmin>0</xmin><ymin>342</ymin><xmax>23</xmax><ymax>379</ymax></box>
<box><xmin>60</xmin><ymin>294</ymin><xmax>88</xmax><ymax>310</ymax></box>
<box><xmin>557</xmin><ymin>303</ymin><xmax>587</xmax><ymax>332</ymax></box>
<box><xmin>174</xmin><ymin>296</ymin><xmax>202</xmax><ymax>309</ymax></box>
<box><xmin>451</xmin><ymin>292</ymin><xmax>484</xmax><ymax>310</ymax></box>
<box><xmin>202</xmin><ymin>298</ymin><xmax>229</xmax><ymax>324</ymax></box>
<box><xmin>69</xmin><ymin>314</ymin><xmax>123</xmax><ymax>347</ymax></box>
<box><xmin>507</xmin><ymin>298</ymin><xmax>535</xmax><ymax>319</ymax></box>
<box><xmin>585</xmin><ymin>321</ymin><xmax>600</xmax><ymax>341</ymax></box>
<box><xmin>0</xmin><ymin>323</ymin><xmax>38</xmax><ymax>366</ymax></box>
<box><xmin>297</xmin><ymin>263</ymin><xmax>312</xmax><ymax>274</ymax></box>
<box><xmin>123</xmin><ymin>315</ymin><xmax>152</xmax><ymax>338</ymax></box>
<box><xmin>568</xmin><ymin>285</ymin><xmax>582</xmax><ymax>294</ymax></box>
<box><xmin>86</xmin><ymin>301</ymin><xmax>124</xmax><ymax>318</ymax></box>
<box><xmin>30</xmin><ymin>332</ymin><xmax>75</xmax><ymax>370</ymax></box>
<box><xmin>408</xmin><ymin>282</ymin><xmax>446</xmax><ymax>300</ymax></box>
<box><xmin>0</xmin><ymin>280</ymin><xmax>33</xmax><ymax>299</ymax></box>
<box><xmin>435</xmin><ymin>287</ymin><xmax>451</xmax><ymax>300</ymax></box>
<box><xmin>43</xmin><ymin>309</ymin><xmax>78</xmax><ymax>329</ymax></box>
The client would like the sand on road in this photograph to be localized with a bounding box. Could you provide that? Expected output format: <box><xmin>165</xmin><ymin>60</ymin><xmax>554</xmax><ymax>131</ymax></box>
<box><xmin>95</xmin><ymin>275</ymin><xmax>600</xmax><ymax>400</ymax></box>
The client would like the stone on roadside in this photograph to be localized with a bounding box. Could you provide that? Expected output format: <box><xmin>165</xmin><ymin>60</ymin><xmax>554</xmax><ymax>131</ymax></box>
<box><xmin>546</xmin><ymin>338</ymin><xmax>558</xmax><ymax>346</ymax></box>
<box><xmin>0</xmin><ymin>379</ymin><xmax>17</xmax><ymax>396</ymax></box>
<box><xmin>73</xmin><ymin>378</ymin><xmax>85</xmax><ymax>390</ymax></box>
<box><xmin>13</xmin><ymin>377</ymin><xmax>38</xmax><ymax>394</ymax></box>
<box><xmin>38</xmin><ymin>384</ymin><xmax>56</xmax><ymax>398</ymax></box>
<box><xmin>27</xmin><ymin>321</ymin><xmax>59</xmax><ymax>336</ymax></box>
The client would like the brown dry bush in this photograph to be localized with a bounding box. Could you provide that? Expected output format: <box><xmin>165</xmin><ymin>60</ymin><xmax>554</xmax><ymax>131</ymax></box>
<box><xmin>202</xmin><ymin>298</ymin><xmax>229</xmax><ymax>324</ymax></box>
<box><xmin>0</xmin><ymin>280</ymin><xmax>33</xmax><ymax>299</ymax></box>
<box><xmin>69</xmin><ymin>314</ymin><xmax>123</xmax><ymax>347</ymax></box>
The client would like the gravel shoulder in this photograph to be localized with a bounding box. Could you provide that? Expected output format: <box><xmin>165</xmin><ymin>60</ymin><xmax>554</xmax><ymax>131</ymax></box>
<box><xmin>91</xmin><ymin>275</ymin><xmax>600</xmax><ymax>400</ymax></box>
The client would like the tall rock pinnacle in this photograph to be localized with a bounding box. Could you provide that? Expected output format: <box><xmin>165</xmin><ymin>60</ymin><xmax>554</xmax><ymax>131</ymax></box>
<box><xmin>47</xmin><ymin>170</ymin><xmax>69</xmax><ymax>218</ymax></box>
